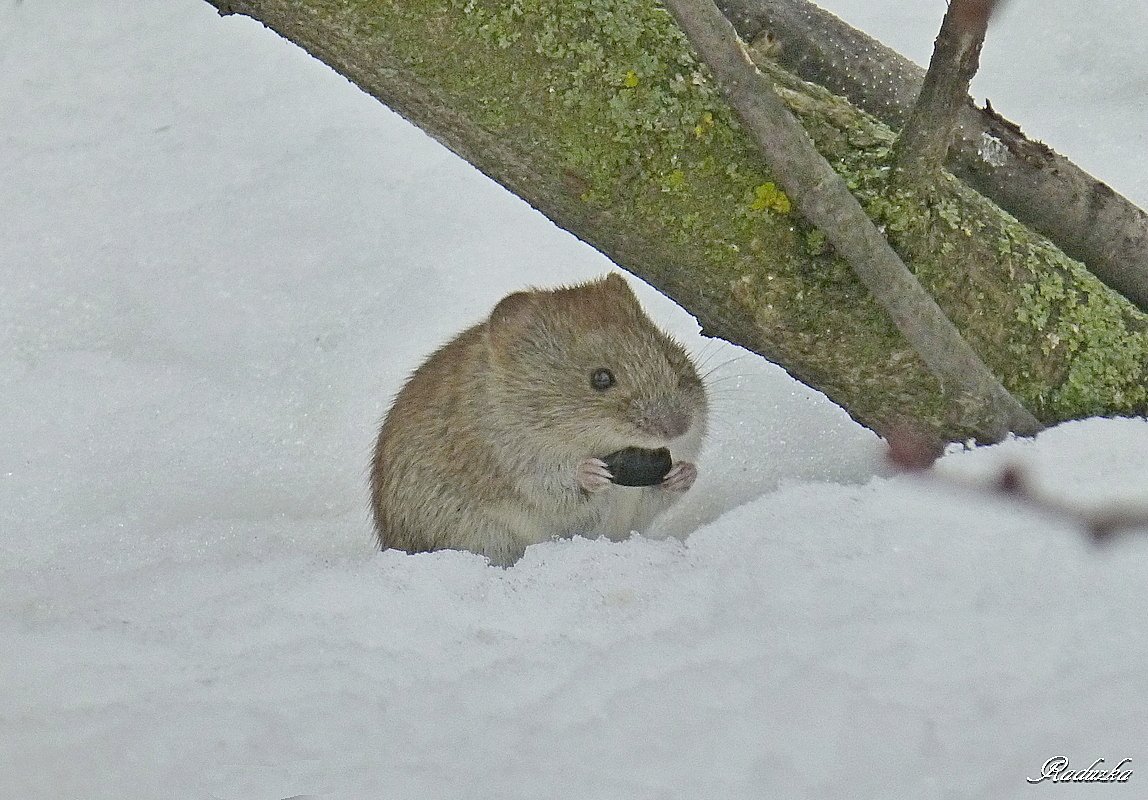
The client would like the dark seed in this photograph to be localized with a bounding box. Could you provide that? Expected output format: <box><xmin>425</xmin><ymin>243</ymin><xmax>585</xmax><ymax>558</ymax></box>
<box><xmin>602</xmin><ymin>447</ymin><xmax>673</xmax><ymax>487</ymax></box>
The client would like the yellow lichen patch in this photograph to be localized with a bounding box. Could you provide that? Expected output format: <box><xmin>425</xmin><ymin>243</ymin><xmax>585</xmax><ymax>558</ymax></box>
<box><xmin>750</xmin><ymin>182</ymin><xmax>791</xmax><ymax>214</ymax></box>
<box><xmin>663</xmin><ymin>168</ymin><xmax>687</xmax><ymax>191</ymax></box>
<box><xmin>693</xmin><ymin>110</ymin><xmax>714</xmax><ymax>138</ymax></box>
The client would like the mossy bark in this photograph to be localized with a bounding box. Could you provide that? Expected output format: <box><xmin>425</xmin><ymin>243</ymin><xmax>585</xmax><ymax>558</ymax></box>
<box><xmin>208</xmin><ymin>0</ymin><xmax>1148</xmax><ymax>442</ymax></box>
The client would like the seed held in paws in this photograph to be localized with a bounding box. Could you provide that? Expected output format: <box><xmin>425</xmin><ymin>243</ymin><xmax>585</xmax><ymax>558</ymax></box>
<box><xmin>602</xmin><ymin>446</ymin><xmax>673</xmax><ymax>487</ymax></box>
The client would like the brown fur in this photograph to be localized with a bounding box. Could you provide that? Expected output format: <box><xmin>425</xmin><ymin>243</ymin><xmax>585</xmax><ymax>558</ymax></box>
<box><xmin>370</xmin><ymin>274</ymin><xmax>708</xmax><ymax>565</ymax></box>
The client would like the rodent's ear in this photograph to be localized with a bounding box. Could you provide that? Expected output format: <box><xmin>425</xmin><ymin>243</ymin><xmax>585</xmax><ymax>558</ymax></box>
<box><xmin>488</xmin><ymin>290</ymin><xmax>538</xmax><ymax>341</ymax></box>
<box><xmin>601</xmin><ymin>273</ymin><xmax>641</xmax><ymax>306</ymax></box>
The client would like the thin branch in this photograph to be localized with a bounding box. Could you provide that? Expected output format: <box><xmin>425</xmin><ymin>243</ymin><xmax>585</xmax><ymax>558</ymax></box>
<box><xmin>661</xmin><ymin>0</ymin><xmax>1041</xmax><ymax>442</ymax></box>
<box><xmin>893</xmin><ymin>0</ymin><xmax>999</xmax><ymax>186</ymax></box>
<box><xmin>887</xmin><ymin>427</ymin><xmax>1148</xmax><ymax>544</ymax></box>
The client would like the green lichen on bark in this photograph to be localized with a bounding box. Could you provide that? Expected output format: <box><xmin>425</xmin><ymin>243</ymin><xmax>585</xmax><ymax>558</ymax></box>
<box><xmin>1011</xmin><ymin>240</ymin><xmax>1148</xmax><ymax>412</ymax></box>
<box><xmin>247</xmin><ymin>0</ymin><xmax>1147</xmax><ymax>437</ymax></box>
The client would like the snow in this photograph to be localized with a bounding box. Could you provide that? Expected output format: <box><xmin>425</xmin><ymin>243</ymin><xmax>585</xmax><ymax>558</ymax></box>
<box><xmin>2</xmin><ymin>1</ymin><xmax>1146</xmax><ymax>798</ymax></box>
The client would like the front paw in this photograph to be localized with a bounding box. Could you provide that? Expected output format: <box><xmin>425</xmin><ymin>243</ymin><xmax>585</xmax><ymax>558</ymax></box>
<box><xmin>660</xmin><ymin>461</ymin><xmax>697</xmax><ymax>493</ymax></box>
<box><xmin>576</xmin><ymin>457</ymin><xmax>614</xmax><ymax>493</ymax></box>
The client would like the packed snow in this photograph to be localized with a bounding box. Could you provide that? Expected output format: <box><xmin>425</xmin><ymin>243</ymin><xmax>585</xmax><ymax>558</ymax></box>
<box><xmin>2</xmin><ymin>1</ymin><xmax>1145</xmax><ymax>798</ymax></box>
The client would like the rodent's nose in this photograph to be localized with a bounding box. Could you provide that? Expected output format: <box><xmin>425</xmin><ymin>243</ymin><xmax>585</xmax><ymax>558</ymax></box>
<box><xmin>635</xmin><ymin>405</ymin><xmax>691</xmax><ymax>441</ymax></box>
<box><xmin>660</xmin><ymin>410</ymin><xmax>690</xmax><ymax>440</ymax></box>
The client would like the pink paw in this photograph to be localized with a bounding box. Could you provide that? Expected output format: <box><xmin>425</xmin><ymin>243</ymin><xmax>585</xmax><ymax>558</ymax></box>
<box><xmin>661</xmin><ymin>461</ymin><xmax>697</xmax><ymax>493</ymax></box>
<box><xmin>576</xmin><ymin>457</ymin><xmax>614</xmax><ymax>493</ymax></box>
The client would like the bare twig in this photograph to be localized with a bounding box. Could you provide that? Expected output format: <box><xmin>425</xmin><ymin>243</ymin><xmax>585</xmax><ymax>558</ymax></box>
<box><xmin>886</xmin><ymin>427</ymin><xmax>1148</xmax><ymax>544</ymax></box>
<box><xmin>716</xmin><ymin>0</ymin><xmax>1148</xmax><ymax>312</ymax></box>
<box><xmin>661</xmin><ymin>0</ymin><xmax>1041</xmax><ymax>442</ymax></box>
<box><xmin>893</xmin><ymin>0</ymin><xmax>999</xmax><ymax>186</ymax></box>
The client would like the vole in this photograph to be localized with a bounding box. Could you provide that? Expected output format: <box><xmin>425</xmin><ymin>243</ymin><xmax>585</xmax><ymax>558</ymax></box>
<box><xmin>370</xmin><ymin>273</ymin><xmax>708</xmax><ymax>566</ymax></box>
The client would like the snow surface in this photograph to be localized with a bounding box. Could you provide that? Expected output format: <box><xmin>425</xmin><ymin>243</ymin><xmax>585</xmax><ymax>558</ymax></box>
<box><xmin>2</xmin><ymin>1</ymin><xmax>1146</xmax><ymax>798</ymax></box>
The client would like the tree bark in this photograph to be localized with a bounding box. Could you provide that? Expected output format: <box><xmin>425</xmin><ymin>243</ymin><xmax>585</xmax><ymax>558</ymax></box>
<box><xmin>204</xmin><ymin>0</ymin><xmax>1148</xmax><ymax>443</ymax></box>
<box><xmin>720</xmin><ymin>0</ymin><xmax>1148</xmax><ymax>312</ymax></box>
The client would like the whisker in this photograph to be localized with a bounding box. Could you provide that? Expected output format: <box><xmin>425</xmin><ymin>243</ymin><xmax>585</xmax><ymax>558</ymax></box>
<box><xmin>688</xmin><ymin>343</ymin><xmax>726</xmax><ymax>371</ymax></box>
<box><xmin>701</xmin><ymin>355</ymin><xmax>749</xmax><ymax>382</ymax></box>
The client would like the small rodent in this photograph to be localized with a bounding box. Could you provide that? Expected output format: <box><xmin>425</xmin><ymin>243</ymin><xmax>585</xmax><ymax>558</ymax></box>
<box><xmin>370</xmin><ymin>273</ymin><xmax>708</xmax><ymax>566</ymax></box>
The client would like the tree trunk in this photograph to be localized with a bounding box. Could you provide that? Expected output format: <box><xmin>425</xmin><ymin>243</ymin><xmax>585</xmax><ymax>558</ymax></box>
<box><xmin>206</xmin><ymin>0</ymin><xmax>1148</xmax><ymax>443</ymax></box>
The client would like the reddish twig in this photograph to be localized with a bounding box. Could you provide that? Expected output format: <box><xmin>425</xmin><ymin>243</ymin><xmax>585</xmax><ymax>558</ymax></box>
<box><xmin>886</xmin><ymin>427</ymin><xmax>1148</xmax><ymax>544</ymax></box>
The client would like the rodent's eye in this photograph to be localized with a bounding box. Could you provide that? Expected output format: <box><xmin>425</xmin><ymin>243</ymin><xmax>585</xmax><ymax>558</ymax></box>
<box><xmin>590</xmin><ymin>367</ymin><xmax>616</xmax><ymax>391</ymax></box>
